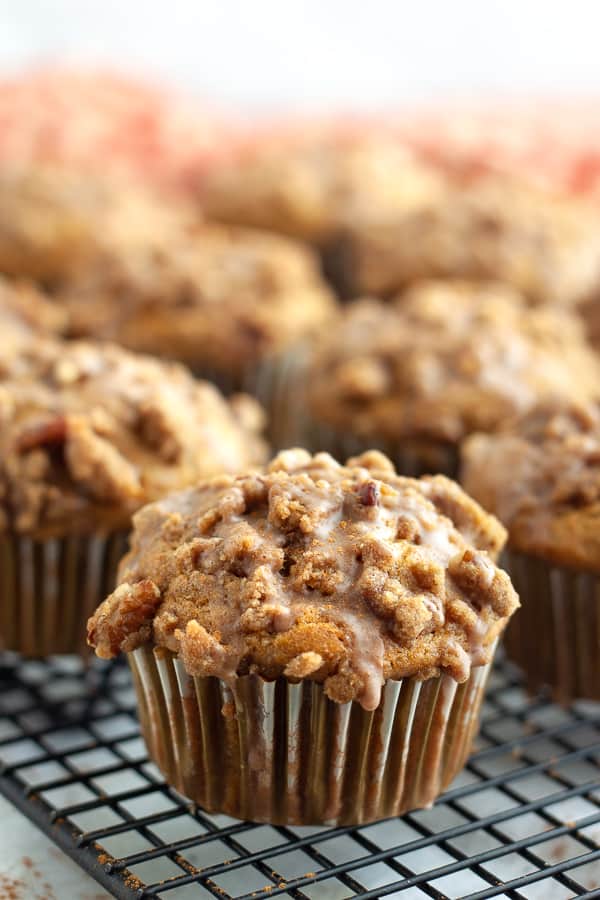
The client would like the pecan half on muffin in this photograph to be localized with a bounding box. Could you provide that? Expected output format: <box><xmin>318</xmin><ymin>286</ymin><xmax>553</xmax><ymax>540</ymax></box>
<box><xmin>59</xmin><ymin>224</ymin><xmax>337</xmax><ymax>392</ymax></box>
<box><xmin>0</xmin><ymin>336</ymin><xmax>267</xmax><ymax>656</ymax></box>
<box><xmin>88</xmin><ymin>449</ymin><xmax>518</xmax><ymax>825</ymax></box>
<box><xmin>299</xmin><ymin>280</ymin><xmax>600</xmax><ymax>476</ymax></box>
<box><xmin>333</xmin><ymin>175</ymin><xmax>600</xmax><ymax>305</ymax></box>
<box><xmin>462</xmin><ymin>401</ymin><xmax>600</xmax><ymax>702</ymax></box>
<box><xmin>0</xmin><ymin>165</ymin><xmax>193</xmax><ymax>286</ymax></box>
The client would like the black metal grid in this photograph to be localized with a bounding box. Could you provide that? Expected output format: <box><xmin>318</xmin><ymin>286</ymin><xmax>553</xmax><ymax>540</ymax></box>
<box><xmin>0</xmin><ymin>653</ymin><xmax>599</xmax><ymax>900</ymax></box>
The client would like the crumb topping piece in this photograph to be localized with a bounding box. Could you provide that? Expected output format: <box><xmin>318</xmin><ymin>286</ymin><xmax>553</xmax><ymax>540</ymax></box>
<box><xmin>88</xmin><ymin>450</ymin><xmax>518</xmax><ymax>709</ymax></box>
<box><xmin>461</xmin><ymin>401</ymin><xmax>600</xmax><ymax>572</ymax></box>
<box><xmin>0</xmin><ymin>338</ymin><xmax>267</xmax><ymax>536</ymax></box>
<box><xmin>306</xmin><ymin>280</ymin><xmax>600</xmax><ymax>444</ymax></box>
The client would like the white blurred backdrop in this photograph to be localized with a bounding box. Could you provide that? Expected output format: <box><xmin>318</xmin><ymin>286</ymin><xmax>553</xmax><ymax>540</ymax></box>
<box><xmin>2</xmin><ymin>0</ymin><xmax>600</xmax><ymax>113</ymax></box>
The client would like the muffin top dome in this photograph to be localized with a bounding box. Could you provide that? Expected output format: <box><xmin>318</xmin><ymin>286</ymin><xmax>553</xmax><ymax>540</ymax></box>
<box><xmin>305</xmin><ymin>280</ymin><xmax>600</xmax><ymax>444</ymax></box>
<box><xmin>202</xmin><ymin>132</ymin><xmax>445</xmax><ymax>244</ymax></box>
<box><xmin>60</xmin><ymin>225</ymin><xmax>337</xmax><ymax>374</ymax></box>
<box><xmin>0</xmin><ymin>337</ymin><xmax>267</xmax><ymax>537</ymax></box>
<box><xmin>88</xmin><ymin>449</ymin><xmax>518</xmax><ymax>710</ymax></box>
<box><xmin>337</xmin><ymin>175</ymin><xmax>600</xmax><ymax>306</ymax></box>
<box><xmin>461</xmin><ymin>402</ymin><xmax>600</xmax><ymax>573</ymax></box>
<box><xmin>0</xmin><ymin>165</ymin><xmax>192</xmax><ymax>284</ymax></box>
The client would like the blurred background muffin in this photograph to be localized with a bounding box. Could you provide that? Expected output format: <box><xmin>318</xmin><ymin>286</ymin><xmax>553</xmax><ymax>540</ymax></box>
<box><xmin>0</xmin><ymin>67</ymin><xmax>234</xmax><ymax>195</ymax></box>
<box><xmin>59</xmin><ymin>223</ymin><xmax>337</xmax><ymax>391</ymax></box>
<box><xmin>330</xmin><ymin>175</ymin><xmax>600</xmax><ymax>305</ymax></box>
<box><xmin>297</xmin><ymin>280</ymin><xmax>600</xmax><ymax>475</ymax></box>
<box><xmin>0</xmin><ymin>334</ymin><xmax>267</xmax><ymax>656</ymax></box>
<box><xmin>461</xmin><ymin>401</ymin><xmax>600</xmax><ymax>702</ymax></box>
<box><xmin>0</xmin><ymin>165</ymin><xmax>195</xmax><ymax>286</ymax></box>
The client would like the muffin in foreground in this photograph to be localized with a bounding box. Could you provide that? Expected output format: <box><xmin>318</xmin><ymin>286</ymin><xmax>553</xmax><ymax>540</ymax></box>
<box><xmin>0</xmin><ymin>336</ymin><xmax>267</xmax><ymax>656</ymax></box>
<box><xmin>333</xmin><ymin>176</ymin><xmax>600</xmax><ymax>305</ymax></box>
<box><xmin>461</xmin><ymin>402</ymin><xmax>600</xmax><ymax>702</ymax></box>
<box><xmin>60</xmin><ymin>224</ymin><xmax>337</xmax><ymax>393</ymax></box>
<box><xmin>298</xmin><ymin>280</ymin><xmax>600</xmax><ymax>476</ymax></box>
<box><xmin>88</xmin><ymin>449</ymin><xmax>519</xmax><ymax>825</ymax></box>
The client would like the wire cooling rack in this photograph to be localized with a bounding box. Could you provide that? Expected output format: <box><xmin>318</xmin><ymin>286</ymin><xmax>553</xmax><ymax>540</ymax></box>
<box><xmin>0</xmin><ymin>653</ymin><xmax>599</xmax><ymax>900</ymax></box>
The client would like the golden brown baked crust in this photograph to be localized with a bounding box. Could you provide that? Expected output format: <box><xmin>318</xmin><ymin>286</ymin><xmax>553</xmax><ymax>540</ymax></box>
<box><xmin>461</xmin><ymin>402</ymin><xmax>600</xmax><ymax>573</ymax></box>
<box><xmin>336</xmin><ymin>176</ymin><xmax>600</xmax><ymax>305</ymax></box>
<box><xmin>305</xmin><ymin>280</ymin><xmax>600</xmax><ymax>445</ymax></box>
<box><xmin>202</xmin><ymin>134</ymin><xmax>444</xmax><ymax>244</ymax></box>
<box><xmin>0</xmin><ymin>165</ymin><xmax>193</xmax><ymax>284</ymax></box>
<box><xmin>88</xmin><ymin>449</ymin><xmax>518</xmax><ymax>709</ymax></box>
<box><xmin>60</xmin><ymin>225</ymin><xmax>337</xmax><ymax>374</ymax></box>
<box><xmin>0</xmin><ymin>338</ymin><xmax>267</xmax><ymax>537</ymax></box>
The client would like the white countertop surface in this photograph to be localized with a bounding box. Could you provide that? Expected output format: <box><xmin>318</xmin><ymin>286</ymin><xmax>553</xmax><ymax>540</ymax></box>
<box><xmin>0</xmin><ymin>795</ymin><xmax>109</xmax><ymax>899</ymax></box>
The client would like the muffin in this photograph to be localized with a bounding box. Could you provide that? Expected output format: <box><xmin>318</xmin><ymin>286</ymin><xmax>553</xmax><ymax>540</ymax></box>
<box><xmin>298</xmin><ymin>280</ymin><xmax>600</xmax><ymax>476</ymax></box>
<box><xmin>59</xmin><ymin>224</ymin><xmax>337</xmax><ymax>393</ymax></box>
<box><xmin>201</xmin><ymin>132</ymin><xmax>444</xmax><ymax>278</ymax></box>
<box><xmin>0</xmin><ymin>336</ymin><xmax>267</xmax><ymax>656</ymax></box>
<box><xmin>0</xmin><ymin>165</ymin><xmax>193</xmax><ymax>285</ymax></box>
<box><xmin>88</xmin><ymin>449</ymin><xmax>519</xmax><ymax>825</ymax></box>
<box><xmin>332</xmin><ymin>175</ymin><xmax>600</xmax><ymax>304</ymax></box>
<box><xmin>0</xmin><ymin>67</ymin><xmax>234</xmax><ymax>195</ymax></box>
<box><xmin>461</xmin><ymin>402</ymin><xmax>600</xmax><ymax>702</ymax></box>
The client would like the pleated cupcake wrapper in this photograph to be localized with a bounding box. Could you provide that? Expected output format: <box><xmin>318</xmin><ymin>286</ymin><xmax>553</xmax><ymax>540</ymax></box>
<box><xmin>191</xmin><ymin>349</ymin><xmax>305</xmax><ymax>452</ymax></box>
<box><xmin>0</xmin><ymin>531</ymin><xmax>128</xmax><ymax>657</ymax></box>
<box><xmin>129</xmin><ymin>645</ymin><xmax>493</xmax><ymax>826</ymax></box>
<box><xmin>503</xmin><ymin>548</ymin><xmax>600</xmax><ymax>703</ymax></box>
<box><xmin>302</xmin><ymin>423</ymin><xmax>460</xmax><ymax>478</ymax></box>
<box><xmin>268</xmin><ymin>351</ymin><xmax>460</xmax><ymax>475</ymax></box>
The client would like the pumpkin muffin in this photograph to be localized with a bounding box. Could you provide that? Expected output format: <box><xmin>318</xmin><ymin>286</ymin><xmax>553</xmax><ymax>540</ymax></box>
<box><xmin>0</xmin><ymin>336</ymin><xmax>267</xmax><ymax>656</ymax></box>
<box><xmin>59</xmin><ymin>224</ymin><xmax>337</xmax><ymax>388</ymax></box>
<box><xmin>88</xmin><ymin>448</ymin><xmax>518</xmax><ymax>825</ymax></box>
<box><xmin>299</xmin><ymin>280</ymin><xmax>600</xmax><ymax>476</ymax></box>
<box><xmin>0</xmin><ymin>67</ymin><xmax>234</xmax><ymax>196</ymax></box>
<box><xmin>201</xmin><ymin>132</ymin><xmax>444</xmax><ymax>252</ymax></box>
<box><xmin>461</xmin><ymin>402</ymin><xmax>600</xmax><ymax>702</ymax></box>
<box><xmin>332</xmin><ymin>175</ymin><xmax>600</xmax><ymax>304</ymax></box>
<box><xmin>0</xmin><ymin>165</ymin><xmax>192</xmax><ymax>285</ymax></box>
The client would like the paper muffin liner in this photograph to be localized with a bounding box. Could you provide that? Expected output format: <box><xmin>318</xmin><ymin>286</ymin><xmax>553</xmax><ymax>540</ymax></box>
<box><xmin>502</xmin><ymin>548</ymin><xmax>600</xmax><ymax>703</ymax></box>
<box><xmin>191</xmin><ymin>349</ymin><xmax>305</xmax><ymax>452</ymax></box>
<box><xmin>301</xmin><ymin>423</ymin><xmax>460</xmax><ymax>478</ymax></box>
<box><xmin>0</xmin><ymin>530</ymin><xmax>128</xmax><ymax>657</ymax></box>
<box><xmin>269</xmin><ymin>353</ymin><xmax>459</xmax><ymax>475</ymax></box>
<box><xmin>128</xmin><ymin>645</ymin><xmax>494</xmax><ymax>826</ymax></box>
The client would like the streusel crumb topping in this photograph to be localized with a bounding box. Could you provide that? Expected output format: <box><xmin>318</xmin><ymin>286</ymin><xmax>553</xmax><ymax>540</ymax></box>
<box><xmin>0</xmin><ymin>338</ymin><xmax>267</xmax><ymax>536</ymax></box>
<box><xmin>88</xmin><ymin>450</ymin><xmax>518</xmax><ymax>709</ymax></box>
<box><xmin>306</xmin><ymin>281</ymin><xmax>600</xmax><ymax>443</ymax></box>
<box><xmin>462</xmin><ymin>402</ymin><xmax>600</xmax><ymax>572</ymax></box>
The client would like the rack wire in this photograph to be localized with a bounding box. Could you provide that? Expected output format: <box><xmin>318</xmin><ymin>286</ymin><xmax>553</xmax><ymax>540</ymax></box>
<box><xmin>0</xmin><ymin>652</ymin><xmax>599</xmax><ymax>899</ymax></box>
